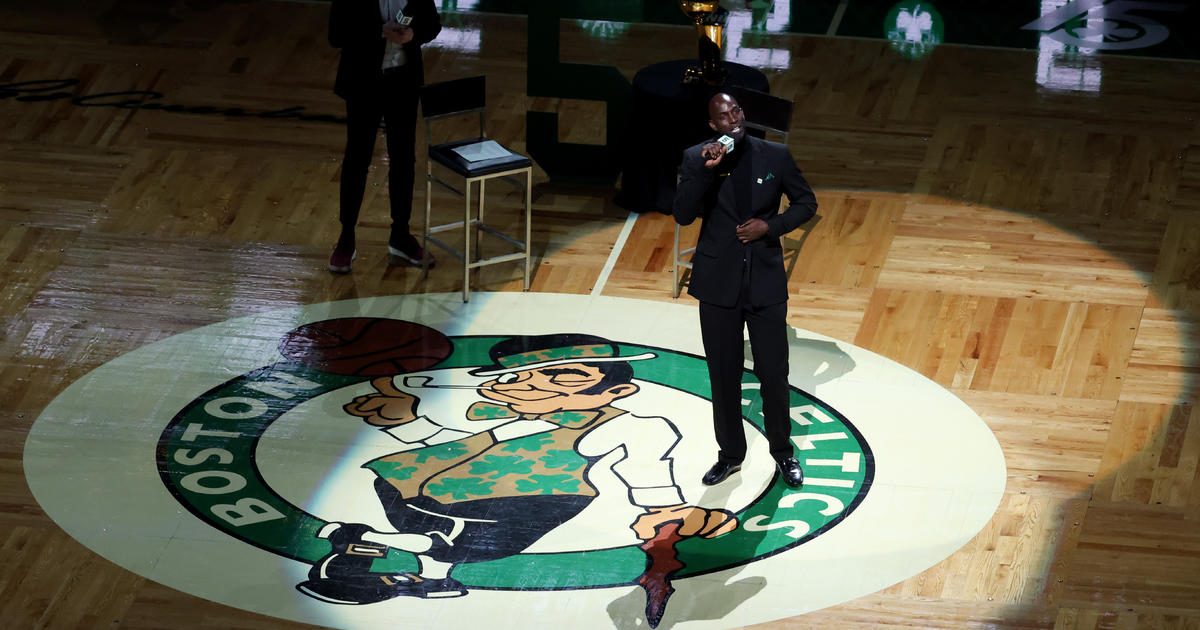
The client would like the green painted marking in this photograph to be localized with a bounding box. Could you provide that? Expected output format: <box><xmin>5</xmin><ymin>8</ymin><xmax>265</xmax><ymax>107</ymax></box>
<box><xmin>468</xmin><ymin>454</ymin><xmax>537</xmax><ymax>479</ymax></box>
<box><xmin>500</xmin><ymin>433</ymin><xmax>554</xmax><ymax>453</ymax></box>
<box><xmin>515</xmin><ymin>473</ymin><xmax>582</xmax><ymax>495</ymax></box>
<box><xmin>544</xmin><ymin>411</ymin><xmax>589</xmax><ymax>425</ymax></box>
<box><xmin>525</xmin><ymin>0</ymin><xmax>631</xmax><ymax>184</ymax></box>
<box><xmin>540</xmin><ymin>449</ymin><xmax>586</xmax><ymax>472</ymax></box>
<box><xmin>427</xmin><ymin>476</ymin><xmax>497</xmax><ymax>500</ymax></box>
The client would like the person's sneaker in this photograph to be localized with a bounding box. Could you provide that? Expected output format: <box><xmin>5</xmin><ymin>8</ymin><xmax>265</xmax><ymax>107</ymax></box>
<box><xmin>388</xmin><ymin>235</ymin><xmax>435</xmax><ymax>268</ymax></box>
<box><xmin>328</xmin><ymin>241</ymin><xmax>356</xmax><ymax>273</ymax></box>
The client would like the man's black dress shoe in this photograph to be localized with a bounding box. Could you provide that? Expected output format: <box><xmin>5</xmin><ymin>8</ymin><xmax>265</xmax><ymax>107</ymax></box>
<box><xmin>701</xmin><ymin>461</ymin><xmax>742</xmax><ymax>486</ymax></box>
<box><xmin>775</xmin><ymin>457</ymin><xmax>804</xmax><ymax>487</ymax></box>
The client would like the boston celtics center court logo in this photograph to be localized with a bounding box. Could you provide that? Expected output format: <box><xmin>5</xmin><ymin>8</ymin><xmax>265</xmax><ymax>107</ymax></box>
<box><xmin>27</xmin><ymin>293</ymin><xmax>1004</xmax><ymax>630</ymax></box>
<box><xmin>160</xmin><ymin>317</ymin><xmax>871</xmax><ymax>627</ymax></box>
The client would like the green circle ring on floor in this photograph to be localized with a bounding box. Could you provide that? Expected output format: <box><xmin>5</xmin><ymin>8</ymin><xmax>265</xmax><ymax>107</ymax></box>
<box><xmin>157</xmin><ymin>334</ymin><xmax>872</xmax><ymax>589</ymax></box>
<box><xmin>26</xmin><ymin>292</ymin><xmax>1005</xmax><ymax>630</ymax></box>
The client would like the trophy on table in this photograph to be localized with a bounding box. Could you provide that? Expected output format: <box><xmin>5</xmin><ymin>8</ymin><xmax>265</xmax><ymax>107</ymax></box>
<box><xmin>678</xmin><ymin>1</ymin><xmax>729</xmax><ymax>85</ymax></box>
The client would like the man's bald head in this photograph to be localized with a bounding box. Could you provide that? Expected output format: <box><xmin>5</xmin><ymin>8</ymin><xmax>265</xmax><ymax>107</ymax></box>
<box><xmin>708</xmin><ymin>92</ymin><xmax>746</xmax><ymax>141</ymax></box>
<box><xmin>708</xmin><ymin>93</ymin><xmax>737</xmax><ymax>118</ymax></box>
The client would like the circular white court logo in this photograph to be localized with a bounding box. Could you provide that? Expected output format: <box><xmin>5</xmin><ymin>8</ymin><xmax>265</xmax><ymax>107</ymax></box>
<box><xmin>25</xmin><ymin>293</ymin><xmax>1005</xmax><ymax>630</ymax></box>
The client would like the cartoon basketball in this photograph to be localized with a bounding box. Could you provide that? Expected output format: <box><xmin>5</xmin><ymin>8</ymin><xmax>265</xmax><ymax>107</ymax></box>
<box><xmin>278</xmin><ymin>317</ymin><xmax>453</xmax><ymax>376</ymax></box>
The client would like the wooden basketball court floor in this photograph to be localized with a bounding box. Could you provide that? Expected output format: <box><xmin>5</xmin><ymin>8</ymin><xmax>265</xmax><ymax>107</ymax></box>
<box><xmin>2</xmin><ymin>1</ymin><xmax>1198</xmax><ymax>628</ymax></box>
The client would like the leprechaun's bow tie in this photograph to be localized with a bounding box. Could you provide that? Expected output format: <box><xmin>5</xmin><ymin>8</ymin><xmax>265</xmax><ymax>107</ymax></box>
<box><xmin>466</xmin><ymin>402</ymin><xmax>521</xmax><ymax>421</ymax></box>
<box><xmin>465</xmin><ymin>402</ymin><xmax>600</xmax><ymax>426</ymax></box>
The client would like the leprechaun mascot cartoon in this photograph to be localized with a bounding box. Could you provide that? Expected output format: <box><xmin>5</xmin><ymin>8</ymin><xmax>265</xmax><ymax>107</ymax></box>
<box><xmin>297</xmin><ymin>333</ymin><xmax>737</xmax><ymax>604</ymax></box>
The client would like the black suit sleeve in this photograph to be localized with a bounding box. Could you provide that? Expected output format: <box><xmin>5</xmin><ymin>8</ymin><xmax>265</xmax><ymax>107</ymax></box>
<box><xmin>407</xmin><ymin>0</ymin><xmax>442</xmax><ymax>47</ymax></box>
<box><xmin>765</xmin><ymin>150</ymin><xmax>817</xmax><ymax>238</ymax></box>
<box><xmin>673</xmin><ymin>146</ymin><xmax>715</xmax><ymax>226</ymax></box>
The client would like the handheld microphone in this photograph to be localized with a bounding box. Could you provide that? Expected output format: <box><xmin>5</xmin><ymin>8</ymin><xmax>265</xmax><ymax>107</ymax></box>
<box><xmin>716</xmin><ymin>135</ymin><xmax>735</xmax><ymax>154</ymax></box>
<box><xmin>383</xmin><ymin>8</ymin><xmax>412</xmax><ymax>71</ymax></box>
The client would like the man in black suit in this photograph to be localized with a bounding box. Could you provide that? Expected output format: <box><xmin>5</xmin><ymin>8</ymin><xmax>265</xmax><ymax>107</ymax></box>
<box><xmin>673</xmin><ymin>92</ymin><xmax>817</xmax><ymax>488</ymax></box>
<box><xmin>327</xmin><ymin>0</ymin><xmax>441</xmax><ymax>273</ymax></box>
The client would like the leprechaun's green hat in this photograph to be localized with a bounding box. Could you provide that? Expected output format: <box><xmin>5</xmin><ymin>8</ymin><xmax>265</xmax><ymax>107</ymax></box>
<box><xmin>469</xmin><ymin>333</ymin><xmax>656</xmax><ymax>377</ymax></box>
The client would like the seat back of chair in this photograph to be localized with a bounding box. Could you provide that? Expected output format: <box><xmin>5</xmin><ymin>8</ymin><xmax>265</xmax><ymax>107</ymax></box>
<box><xmin>421</xmin><ymin>75</ymin><xmax>487</xmax><ymax>142</ymax></box>
<box><xmin>727</xmin><ymin>86</ymin><xmax>793</xmax><ymax>143</ymax></box>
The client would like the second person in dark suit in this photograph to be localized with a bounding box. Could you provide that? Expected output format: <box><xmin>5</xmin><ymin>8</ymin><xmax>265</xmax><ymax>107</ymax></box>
<box><xmin>328</xmin><ymin>0</ymin><xmax>441</xmax><ymax>273</ymax></box>
<box><xmin>673</xmin><ymin>92</ymin><xmax>817</xmax><ymax>488</ymax></box>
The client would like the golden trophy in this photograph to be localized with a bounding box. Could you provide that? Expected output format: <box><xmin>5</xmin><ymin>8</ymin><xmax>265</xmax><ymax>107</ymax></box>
<box><xmin>678</xmin><ymin>1</ymin><xmax>728</xmax><ymax>85</ymax></box>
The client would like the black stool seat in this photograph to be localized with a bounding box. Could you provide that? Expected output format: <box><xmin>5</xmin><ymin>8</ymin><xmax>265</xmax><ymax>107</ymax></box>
<box><xmin>429</xmin><ymin>137</ymin><xmax>532</xmax><ymax>177</ymax></box>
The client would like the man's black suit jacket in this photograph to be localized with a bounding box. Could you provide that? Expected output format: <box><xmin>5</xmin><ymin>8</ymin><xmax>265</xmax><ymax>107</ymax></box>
<box><xmin>328</xmin><ymin>0</ymin><xmax>442</xmax><ymax>100</ymax></box>
<box><xmin>673</xmin><ymin>135</ymin><xmax>817</xmax><ymax>308</ymax></box>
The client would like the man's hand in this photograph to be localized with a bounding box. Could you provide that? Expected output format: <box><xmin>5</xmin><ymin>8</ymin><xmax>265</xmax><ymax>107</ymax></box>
<box><xmin>700</xmin><ymin>142</ymin><xmax>727</xmax><ymax>169</ymax></box>
<box><xmin>632</xmin><ymin>504</ymin><xmax>738</xmax><ymax>541</ymax></box>
<box><xmin>344</xmin><ymin>376</ymin><xmax>420</xmax><ymax>426</ymax></box>
<box><xmin>736</xmin><ymin>218</ymin><xmax>768</xmax><ymax>243</ymax></box>
<box><xmin>382</xmin><ymin>23</ymin><xmax>414</xmax><ymax>45</ymax></box>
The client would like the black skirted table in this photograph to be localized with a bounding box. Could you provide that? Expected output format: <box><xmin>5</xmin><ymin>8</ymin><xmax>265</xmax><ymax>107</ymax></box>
<box><xmin>615</xmin><ymin>59</ymin><xmax>769</xmax><ymax>214</ymax></box>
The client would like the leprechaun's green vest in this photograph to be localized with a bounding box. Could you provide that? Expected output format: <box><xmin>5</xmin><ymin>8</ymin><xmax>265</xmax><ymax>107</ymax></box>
<box><xmin>364</xmin><ymin>406</ymin><xmax>625</xmax><ymax>504</ymax></box>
